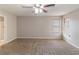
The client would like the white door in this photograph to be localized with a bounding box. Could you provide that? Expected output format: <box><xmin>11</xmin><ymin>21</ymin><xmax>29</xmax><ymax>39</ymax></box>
<box><xmin>0</xmin><ymin>17</ymin><xmax>4</xmax><ymax>40</ymax></box>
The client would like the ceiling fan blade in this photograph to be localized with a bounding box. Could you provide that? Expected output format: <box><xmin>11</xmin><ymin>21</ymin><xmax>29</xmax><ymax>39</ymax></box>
<box><xmin>44</xmin><ymin>4</ymin><xmax>55</xmax><ymax>7</ymax></box>
<box><xmin>42</xmin><ymin>9</ymin><xmax>48</xmax><ymax>13</ymax></box>
<box><xmin>21</xmin><ymin>6</ymin><xmax>33</xmax><ymax>8</ymax></box>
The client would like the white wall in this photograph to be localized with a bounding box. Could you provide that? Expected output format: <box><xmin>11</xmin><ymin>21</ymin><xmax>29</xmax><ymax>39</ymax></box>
<box><xmin>0</xmin><ymin>10</ymin><xmax>17</xmax><ymax>45</ymax></box>
<box><xmin>63</xmin><ymin>9</ymin><xmax>79</xmax><ymax>48</ymax></box>
<box><xmin>17</xmin><ymin>16</ymin><xmax>61</xmax><ymax>39</ymax></box>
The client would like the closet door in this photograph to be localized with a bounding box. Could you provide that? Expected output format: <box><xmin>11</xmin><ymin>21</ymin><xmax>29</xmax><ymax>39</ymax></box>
<box><xmin>0</xmin><ymin>17</ymin><xmax>4</xmax><ymax>40</ymax></box>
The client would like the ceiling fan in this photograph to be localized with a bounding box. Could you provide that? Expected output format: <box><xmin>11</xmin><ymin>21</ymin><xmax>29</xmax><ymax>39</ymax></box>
<box><xmin>21</xmin><ymin>4</ymin><xmax>55</xmax><ymax>14</ymax></box>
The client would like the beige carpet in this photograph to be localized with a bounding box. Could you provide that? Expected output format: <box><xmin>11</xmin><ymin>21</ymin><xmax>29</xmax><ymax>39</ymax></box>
<box><xmin>0</xmin><ymin>39</ymin><xmax>79</xmax><ymax>55</ymax></box>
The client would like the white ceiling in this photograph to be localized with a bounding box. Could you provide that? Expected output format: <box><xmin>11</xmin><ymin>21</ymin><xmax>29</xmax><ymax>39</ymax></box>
<box><xmin>0</xmin><ymin>4</ymin><xmax>79</xmax><ymax>16</ymax></box>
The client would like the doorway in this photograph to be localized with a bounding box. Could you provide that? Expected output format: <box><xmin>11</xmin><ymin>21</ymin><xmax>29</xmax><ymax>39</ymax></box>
<box><xmin>0</xmin><ymin>16</ymin><xmax>4</xmax><ymax>40</ymax></box>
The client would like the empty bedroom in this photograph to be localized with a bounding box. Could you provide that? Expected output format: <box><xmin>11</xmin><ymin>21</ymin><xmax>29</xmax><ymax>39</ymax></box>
<box><xmin>0</xmin><ymin>4</ymin><xmax>79</xmax><ymax>55</ymax></box>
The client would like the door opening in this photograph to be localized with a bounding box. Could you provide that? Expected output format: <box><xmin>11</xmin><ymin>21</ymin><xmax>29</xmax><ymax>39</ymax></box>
<box><xmin>0</xmin><ymin>16</ymin><xmax>4</xmax><ymax>40</ymax></box>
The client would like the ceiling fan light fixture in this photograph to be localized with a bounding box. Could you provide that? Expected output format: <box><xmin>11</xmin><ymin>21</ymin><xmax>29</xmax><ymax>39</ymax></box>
<box><xmin>35</xmin><ymin>4</ymin><xmax>41</xmax><ymax>7</ymax></box>
<box><xmin>33</xmin><ymin>6</ymin><xmax>43</xmax><ymax>14</ymax></box>
<box><xmin>39</xmin><ymin>8</ymin><xmax>43</xmax><ymax>13</ymax></box>
<box><xmin>33</xmin><ymin>6</ymin><xmax>38</xmax><ymax>14</ymax></box>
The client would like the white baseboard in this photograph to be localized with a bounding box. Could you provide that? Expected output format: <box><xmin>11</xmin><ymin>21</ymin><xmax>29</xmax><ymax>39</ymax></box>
<box><xmin>17</xmin><ymin>37</ymin><xmax>61</xmax><ymax>39</ymax></box>
<box><xmin>5</xmin><ymin>38</ymin><xmax>16</xmax><ymax>44</ymax></box>
<box><xmin>63</xmin><ymin>36</ymin><xmax>79</xmax><ymax>49</ymax></box>
<box><xmin>0</xmin><ymin>36</ymin><xmax>61</xmax><ymax>46</ymax></box>
<box><xmin>0</xmin><ymin>38</ymin><xmax>16</xmax><ymax>46</ymax></box>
